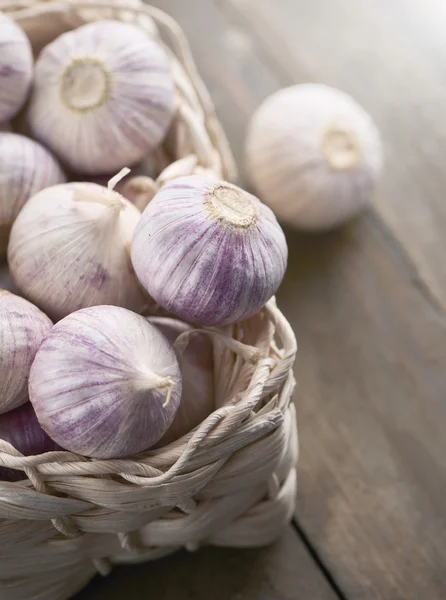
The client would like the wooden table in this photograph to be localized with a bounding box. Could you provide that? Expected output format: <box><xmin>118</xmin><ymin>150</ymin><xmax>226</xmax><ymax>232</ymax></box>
<box><xmin>4</xmin><ymin>1</ymin><xmax>446</xmax><ymax>598</ymax></box>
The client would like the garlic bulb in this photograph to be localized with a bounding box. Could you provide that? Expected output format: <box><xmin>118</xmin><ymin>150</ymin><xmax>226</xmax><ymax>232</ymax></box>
<box><xmin>118</xmin><ymin>176</ymin><xmax>157</xmax><ymax>212</ymax></box>
<box><xmin>0</xmin><ymin>402</ymin><xmax>60</xmax><ymax>482</ymax></box>
<box><xmin>8</xmin><ymin>178</ymin><xmax>145</xmax><ymax>321</ymax></box>
<box><xmin>149</xmin><ymin>317</ymin><xmax>214</xmax><ymax>446</ymax></box>
<box><xmin>29</xmin><ymin>306</ymin><xmax>182</xmax><ymax>458</ymax></box>
<box><xmin>0</xmin><ymin>290</ymin><xmax>52</xmax><ymax>414</ymax></box>
<box><xmin>0</xmin><ymin>132</ymin><xmax>66</xmax><ymax>254</ymax></box>
<box><xmin>132</xmin><ymin>175</ymin><xmax>287</xmax><ymax>326</ymax></box>
<box><xmin>245</xmin><ymin>84</ymin><xmax>383</xmax><ymax>230</ymax></box>
<box><xmin>0</xmin><ymin>13</ymin><xmax>33</xmax><ymax>123</ymax></box>
<box><xmin>28</xmin><ymin>20</ymin><xmax>175</xmax><ymax>174</ymax></box>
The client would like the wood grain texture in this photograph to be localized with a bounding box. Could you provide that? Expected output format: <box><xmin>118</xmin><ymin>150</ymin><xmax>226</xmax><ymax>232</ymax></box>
<box><xmin>155</xmin><ymin>1</ymin><xmax>446</xmax><ymax>599</ymax></box>
<box><xmin>221</xmin><ymin>0</ymin><xmax>446</xmax><ymax>314</ymax></box>
<box><xmin>279</xmin><ymin>216</ymin><xmax>446</xmax><ymax>600</ymax></box>
<box><xmin>73</xmin><ymin>529</ymin><xmax>338</xmax><ymax>600</ymax></box>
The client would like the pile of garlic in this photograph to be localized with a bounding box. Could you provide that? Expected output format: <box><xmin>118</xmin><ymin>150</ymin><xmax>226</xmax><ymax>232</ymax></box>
<box><xmin>0</xmin><ymin>13</ymin><xmax>288</xmax><ymax>475</ymax></box>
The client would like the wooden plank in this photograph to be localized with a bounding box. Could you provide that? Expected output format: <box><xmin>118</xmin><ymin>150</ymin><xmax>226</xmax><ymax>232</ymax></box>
<box><xmin>221</xmin><ymin>0</ymin><xmax>446</xmax><ymax>314</ymax></box>
<box><xmin>155</xmin><ymin>1</ymin><xmax>446</xmax><ymax>599</ymax></box>
<box><xmin>74</xmin><ymin>529</ymin><xmax>338</xmax><ymax>600</ymax></box>
<box><xmin>278</xmin><ymin>215</ymin><xmax>446</xmax><ymax>600</ymax></box>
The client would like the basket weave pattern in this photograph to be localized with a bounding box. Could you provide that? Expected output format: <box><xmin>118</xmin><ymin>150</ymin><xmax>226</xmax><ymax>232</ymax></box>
<box><xmin>0</xmin><ymin>2</ymin><xmax>298</xmax><ymax>599</ymax></box>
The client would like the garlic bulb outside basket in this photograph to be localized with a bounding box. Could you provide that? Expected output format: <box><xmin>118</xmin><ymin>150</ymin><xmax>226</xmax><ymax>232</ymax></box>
<box><xmin>149</xmin><ymin>317</ymin><xmax>214</xmax><ymax>446</ymax></box>
<box><xmin>0</xmin><ymin>13</ymin><xmax>33</xmax><ymax>123</ymax></box>
<box><xmin>245</xmin><ymin>84</ymin><xmax>383</xmax><ymax>230</ymax></box>
<box><xmin>28</xmin><ymin>20</ymin><xmax>175</xmax><ymax>174</ymax></box>
<box><xmin>131</xmin><ymin>175</ymin><xmax>288</xmax><ymax>326</ymax></box>
<box><xmin>0</xmin><ymin>132</ymin><xmax>66</xmax><ymax>254</ymax></box>
<box><xmin>8</xmin><ymin>180</ymin><xmax>145</xmax><ymax>321</ymax></box>
<box><xmin>29</xmin><ymin>306</ymin><xmax>182</xmax><ymax>459</ymax></box>
<box><xmin>0</xmin><ymin>290</ymin><xmax>52</xmax><ymax>414</ymax></box>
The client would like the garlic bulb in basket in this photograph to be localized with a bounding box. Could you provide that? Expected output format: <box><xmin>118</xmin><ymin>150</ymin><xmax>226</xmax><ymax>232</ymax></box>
<box><xmin>0</xmin><ymin>133</ymin><xmax>66</xmax><ymax>254</ymax></box>
<box><xmin>29</xmin><ymin>306</ymin><xmax>182</xmax><ymax>458</ymax></box>
<box><xmin>245</xmin><ymin>84</ymin><xmax>383</xmax><ymax>230</ymax></box>
<box><xmin>0</xmin><ymin>13</ymin><xmax>33</xmax><ymax>123</ymax></box>
<box><xmin>118</xmin><ymin>175</ymin><xmax>157</xmax><ymax>212</ymax></box>
<box><xmin>149</xmin><ymin>317</ymin><xmax>214</xmax><ymax>446</ymax></box>
<box><xmin>0</xmin><ymin>290</ymin><xmax>52</xmax><ymax>414</ymax></box>
<box><xmin>0</xmin><ymin>402</ymin><xmax>60</xmax><ymax>482</ymax></box>
<box><xmin>8</xmin><ymin>178</ymin><xmax>145</xmax><ymax>321</ymax></box>
<box><xmin>131</xmin><ymin>175</ymin><xmax>288</xmax><ymax>326</ymax></box>
<box><xmin>28</xmin><ymin>20</ymin><xmax>174</xmax><ymax>174</ymax></box>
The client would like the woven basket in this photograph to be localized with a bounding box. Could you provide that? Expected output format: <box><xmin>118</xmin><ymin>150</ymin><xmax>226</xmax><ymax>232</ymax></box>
<box><xmin>0</xmin><ymin>2</ymin><xmax>298</xmax><ymax>599</ymax></box>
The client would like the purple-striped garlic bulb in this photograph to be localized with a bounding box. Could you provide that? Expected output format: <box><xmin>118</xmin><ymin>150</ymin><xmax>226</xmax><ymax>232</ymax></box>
<box><xmin>0</xmin><ymin>133</ymin><xmax>66</xmax><ymax>255</ymax></box>
<box><xmin>0</xmin><ymin>291</ymin><xmax>52</xmax><ymax>415</ymax></box>
<box><xmin>0</xmin><ymin>402</ymin><xmax>60</xmax><ymax>481</ymax></box>
<box><xmin>0</xmin><ymin>13</ymin><xmax>33</xmax><ymax>123</ymax></box>
<box><xmin>29</xmin><ymin>306</ymin><xmax>182</xmax><ymax>458</ymax></box>
<box><xmin>131</xmin><ymin>175</ymin><xmax>288</xmax><ymax>326</ymax></box>
<box><xmin>28</xmin><ymin>20</ymin><xmax>175</xmax><ymax>174</ymax></box>
<box><xmin>8</xmin><ymin>174</ymin><xmax>146</xmax><ymax>321</ymax></box>
<box><xmin>245</xmin><ymin>84</ymin><xmax>383</xmax><ymax>230</ymax></box>
<box><xmin>148</xmin><ymin>317</ymin><xmax>214</xmax><ymax>446</ymax></box>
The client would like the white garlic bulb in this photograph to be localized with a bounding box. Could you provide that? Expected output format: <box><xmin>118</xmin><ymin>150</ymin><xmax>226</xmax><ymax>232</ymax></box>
<box><xmin>28</xmin><ymin>20</ymin><xmax>175</xmax><ymax>174</ymax></box>
<box><xmin>0</xmin><ymin>290</ymin><xmax>52</xmax><ymax>414</ymax></box>
<box><xmin>245</xmin><ymin>84</ymin><xmax>383</xmax><ymax>230</ymax></box>
<box><xmin>0</xmin><ymin>132</ymin><xmax>66</xmax><ymax>254</ymax></box>
<box><xmin>118</xmin><ymin>176</ymin><xmax>157</xmax><ymax>212</ymax></box>
<box><xmin>131</xmin><ymin>175</ymin><xmax>288</xmax><ymax>326</ymax></box>
<box><xmin>8</xmin><ymin>178</ymin><xmax>145</xmax><ymax>321</ymax></box>
<box><xmin>0</xmin><ymin>13</ymin><xmax>33</xmax><ymax>123</ymax></box>
<box><xmin>29</xmin><ymin>306</ymin><xmax>182</xmax><ymax>458</ymax></box>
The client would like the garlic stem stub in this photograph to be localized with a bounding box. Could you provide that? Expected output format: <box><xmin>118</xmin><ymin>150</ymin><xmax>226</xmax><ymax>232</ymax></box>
<box><xmin>29</xmin><ymin>306</ymin><xmax>182</xmax><ymax>459</ymax></box>
<box><xmin>0</xmin><ymin>402</ymin><xmax>60</xmax><ymax>482</ymax></box>
<box><xmin>148</xmin><ymin>317</ymin><xmax>214</xmax><ymax>446</ymax></box>
<box><xmin>0</xmin><ymin>132</ymin><xmax>66</xmax><ymax>252</ymax></box>
<box><xmin>81</xmin><ymin>172</ymin><xmax>156</xmax><ymax>212</ymax></box>
<box><xmin>28</xmin><ymin>20</ymin><xmax>175</xmax><ymax>174</ymax></box>
<box><xmin>0</xmin><ymin>290</ymin><xmax>53</xmax><ymax>415</ymax></box>
<box><xmin>0</xmin><ymin>13</ymin><xmax>33</xmax><ymax>123</ymax></box>
<box><xmin>245</xmin><ymin>84</ymin><xmax>383</xmax><ymax>230</ymax></box>
<box><xmin>131</xmin><ymin>175</ymin><xmax>288</xmax><ymax>326</ymax></box>
<box><xmin>8</xmin><ymin>180</ymin><xmax>145</xmax><ymax>321</ymax></box>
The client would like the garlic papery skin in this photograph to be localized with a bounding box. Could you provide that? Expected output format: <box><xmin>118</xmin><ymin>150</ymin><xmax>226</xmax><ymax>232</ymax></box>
<box><xmin>28</xmin><ymin>20</ymin><xmax>175</xmax><ymax>174</ymax></box>
<box><xmin>8</xmin><ymin>181</ymin><xmax>145</xmax><ymax>321</ymax></box>
<box><xmin>132</xmin><ymin>176</ymin><xmax>288</xmax><ymax>327</ymax></box>
<box><xmin>0</xmin><ymin>132</ymin><xmax>66</xmax><ymax>254</ymax></box>
<box><xmin>245</xmin><ymin>84</ymin><xmax>383</xmax><ymax>230</ymax></box>
<box><xmin>148</xmin><ymin>317</ymin><xmax>214</xmax><ymax>447</ymax></box>
<box><xmin>0</xmin><ymin>13</ymin><xmax>33</xmax><ymax>123</ymax></box>
<box><xmin>0</xmin><ymin>290</ymin><xmax>52</xmax><ymax>414</ymax></box>
<box><xmin>29</xmin><ymin>306</ymin><xmax>182</xmax><ymax>458</ymax></box>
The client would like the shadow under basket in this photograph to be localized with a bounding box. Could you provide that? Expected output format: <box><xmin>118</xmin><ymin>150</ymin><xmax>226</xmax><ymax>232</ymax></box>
<box><xmin>0</xmin><ymin>2</ymin><xmax>298</xmax><ymax>599</ymax></box>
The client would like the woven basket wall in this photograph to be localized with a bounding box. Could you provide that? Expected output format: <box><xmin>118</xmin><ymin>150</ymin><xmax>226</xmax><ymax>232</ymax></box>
<box><xmin>0</xmin><ymin>2</ymin><xmax>298</xmax><ymax>599</ymax></box>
